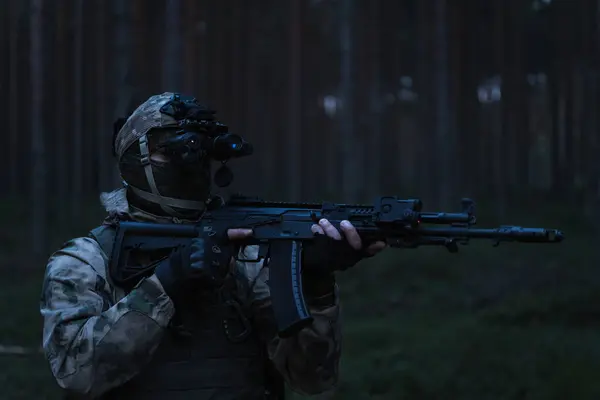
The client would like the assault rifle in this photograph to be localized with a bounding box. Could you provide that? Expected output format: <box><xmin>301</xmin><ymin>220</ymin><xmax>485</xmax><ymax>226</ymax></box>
<box><xmin>109</xmin><ymin>195</ymin><xmax>563</xmax><ymax>337</ymax></box>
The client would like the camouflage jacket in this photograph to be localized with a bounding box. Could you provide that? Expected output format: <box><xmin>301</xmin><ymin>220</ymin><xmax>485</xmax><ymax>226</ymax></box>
<box><xmin>40</xmin><ymin>188</ymin><xmax>341</xmax><ymax>398</ymax></box>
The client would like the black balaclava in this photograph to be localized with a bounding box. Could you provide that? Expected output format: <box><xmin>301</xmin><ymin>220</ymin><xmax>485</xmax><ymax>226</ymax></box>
<box><xmin>119</xmin><ymin>128</ymin><xmax>213</xmax><ymax>219</ymax></box>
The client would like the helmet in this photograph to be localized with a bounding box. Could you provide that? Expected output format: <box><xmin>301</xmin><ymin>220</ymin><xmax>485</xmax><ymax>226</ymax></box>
<box><xmin>113</xmin><ymin>92</ymin><xmax>252</xmax><ymax>218</ymax></box>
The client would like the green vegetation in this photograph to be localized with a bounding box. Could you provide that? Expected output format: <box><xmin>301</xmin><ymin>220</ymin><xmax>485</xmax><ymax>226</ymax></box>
<box><xmin>1</xmin><ymin>198</ymin><xmax>596</xmax><ymax>399</ymax></box>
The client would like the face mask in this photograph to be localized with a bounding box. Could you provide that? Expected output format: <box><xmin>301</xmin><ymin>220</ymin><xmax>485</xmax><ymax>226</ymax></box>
<box><xmin>150</xmin><ymin>156</ymin><xmax>212</xmax><ymax>201</ymax></box>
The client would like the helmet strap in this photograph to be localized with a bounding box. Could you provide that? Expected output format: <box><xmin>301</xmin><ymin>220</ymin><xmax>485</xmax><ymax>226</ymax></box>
<box><xmin>132</xmin><ymin>134</ymin><xmax>205</xmax><ymax>213</ymax></box>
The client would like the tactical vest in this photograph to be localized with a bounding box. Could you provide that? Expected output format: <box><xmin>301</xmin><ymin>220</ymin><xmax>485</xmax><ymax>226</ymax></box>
<box><xmin>88</xmin><ymin>225</ymin><xmax>285</xmax><ymax>400</ymax></box>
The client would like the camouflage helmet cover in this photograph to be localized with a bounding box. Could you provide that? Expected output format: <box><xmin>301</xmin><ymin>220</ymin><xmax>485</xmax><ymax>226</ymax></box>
<box><xmin>114</xmin><ymin>92</ymin><xmax>180</xmax><ymax>160</ymax></box>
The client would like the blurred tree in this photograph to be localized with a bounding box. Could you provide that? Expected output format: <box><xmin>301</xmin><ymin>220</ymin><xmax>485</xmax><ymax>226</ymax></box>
<box><xmin>95</xmin><ymin>0</ymin><xmax>111</xmax><ymax>192</ymax></box>
<box><xmin>432</xmin><ymin>0</ymin><xmax>455</xmax><ymax>209</ymax></box>
<box><xmin>453</xmin><ymin>0</ymin><xmax>480</xmax><ymax>196</ymax></box>
<box><xmin>247</xmin><ymin>0</ymin><xmax>281</xmax><ymax>199</ymax></box>
<box><xmin>182</xmin><ymin>0</ymin><xmax>201</xmax><ymax>95</ymax></box>
<box><xmin>163</xmin><ymin>0</ymin><xmax>182</xmax><ymax>92</ymax></box>
<box><xmin>8</xmin><ymin>0</ymin><xmax>22</xmax><ymax>196</ymax></box>
<box><xmin>365</xmin><ymin>0</ymin><xmax>383</xmax><ymax>198</ymax></box>
<box><xmin>110</xmin><ymin>0</ymin><xmax>135</xmax><ymax>185</ymax></box>
<box><xmin>208</xmin><ymin>3</ymin><xmax>227</xmax><ymax>112</ymax></box>
<box><xmin>55</xmin><ymin>1</ymin><xmax>71</xmax><ymax>221</ymax></box>
<box><xmin>231</xmin><ymin>0</ymin><xmax>246</xmax><ymax>133</ymax></box>
<box><xmin>82</xmin><ymin>2</ymin><xmax>95</xmax><ymax>195</ymax></box>
<box><xmin>242</xmin><ymin>0</ymin><xmax>265</xmax><ymax>195</ymax></box>
<box><xmin>287</xmin><ymin>0</ymin><xmax>303</xmax><ymax>200</ymax></box>
<box><xmin>549</xmin><ymin>0</ymin><xmax>572</xmax><ymax>197</ymax></box>
<box><xmin>72</xmin><ymin>0</ymin><xmax>84</xmax><ymax>219</ymax></box>
<box><xmin>30</xmin><ymin>0</ymin><xmax>46</xmax><ymax>256</ymax></box>
<box><xmin>308</xmin><ymin>0</ymin><xmax>340</xmax><ymax>197</ymax></box>
<box><xmin>582</xmin><ymin>0</ymin><xmax>600</xmax><ymax>218</ymax></box>
<box><xmin>504</xmin><ymin>0</ymin><xmax>530</xmax><ymax>190</ymax></box>
<box><xmin>339</xmin><ymin>0</ymin><xmax>359</xmax><ymax>202</ymax></box>
<box><xmin>492</xmin><ymin>0</ymin><xmax>507</xmax><ymax>216</ymax></box>
<box><xmin>416</xmin><ymin>0</ymin><xmax>431</xmax><ymax>200</ymax></box>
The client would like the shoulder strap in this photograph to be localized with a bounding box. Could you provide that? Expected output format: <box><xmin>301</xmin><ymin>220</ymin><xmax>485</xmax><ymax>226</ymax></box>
<box><xmin>88</xmin><ymin>224</ymin><xmax>117</xmax><ymax>260</ymax></box>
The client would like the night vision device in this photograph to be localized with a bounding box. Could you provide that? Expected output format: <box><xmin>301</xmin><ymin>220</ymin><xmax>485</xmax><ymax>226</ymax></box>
<box><xmin>155</xmin><ymin>130</ymin><xmax>254</xmax><ymax>164</ymax></box>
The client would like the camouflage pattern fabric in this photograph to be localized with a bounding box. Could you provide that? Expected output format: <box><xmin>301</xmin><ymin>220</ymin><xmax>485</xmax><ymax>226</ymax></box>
<box><xmin>40</xmin><ymin>188</ymin><xmax>341</xmax><ymax>398</ymax></box>
<box><xmin>113</xmin><ymin>92</ymin><xmax>180</xmax><ymax>161</ymax></box>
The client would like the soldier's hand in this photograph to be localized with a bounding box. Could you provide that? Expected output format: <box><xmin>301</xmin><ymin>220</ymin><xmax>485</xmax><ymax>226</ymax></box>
<box><xmin>311</xmin><ymin>219</ymin><xmax>387</xmax><ymax>255</ymax></box>
<box><xmin>155</xmin><ymin>229</ymin><xmax>253</xmax><ymax>299</ymax></box>
<box><xmin>302</xmin><ymin>218</ymin><xmax>387</xmax><ymax>275</ymax></box>
<box><xmin>184</xmin><ymin>229</ymin><xmax>254</xmax><ymax>289</ymax></box>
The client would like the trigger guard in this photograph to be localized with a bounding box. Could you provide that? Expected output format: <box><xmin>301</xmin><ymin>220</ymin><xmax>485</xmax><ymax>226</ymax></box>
<box><xmin>234</xmin><ymin>243</ymin><xmax>269</xmax><ymax>263</ymax></box>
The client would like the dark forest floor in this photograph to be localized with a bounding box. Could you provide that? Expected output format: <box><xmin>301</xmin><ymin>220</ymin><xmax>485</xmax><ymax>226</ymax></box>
<box><xmin>0</xmin><ymin>197</ymin><xmax>598</xmax><ymax>399</ymax></box>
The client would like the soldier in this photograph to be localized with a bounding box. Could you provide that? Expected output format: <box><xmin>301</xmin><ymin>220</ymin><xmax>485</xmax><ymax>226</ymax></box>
<box><xmin>40</xmin><ymin>93</ymin><xmax>386</xmax><ymax>399</ymax></box>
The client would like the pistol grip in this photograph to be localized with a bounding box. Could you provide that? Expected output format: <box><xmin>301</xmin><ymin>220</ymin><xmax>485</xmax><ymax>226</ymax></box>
<box><xmin>268</xmin><ymin>240</ymin><xmax>313</xmax><ymax>338</ymax></box>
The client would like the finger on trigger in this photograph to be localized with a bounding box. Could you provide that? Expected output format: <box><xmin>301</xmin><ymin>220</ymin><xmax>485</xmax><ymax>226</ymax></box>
<box><xmin>374</xmin><ymin>240</ymin><xmax>387</xmax><ymax>248</ymax></box>
<box><xmin>319</xmin><ymin>218</ymin><xmax>342</xmax><ymax>240</ymax></box>
<box><xmin>227</xmin><ymin>228</ymin><xmax>253</xmax><ymax>240</ymax></box>
<box><xmin>311</xmin><ymin>224</ymin><xmax>325</xmax><ymax>235</ymax></box>
<box><xmin>367</xmin><ymin>241</ymin><xmax>387</xmax><ymax>254</ymax></box>
<box><xmin>340</xmin><ymin>220</ymin><xmax>362</xmax><ymax>250</ymax></box>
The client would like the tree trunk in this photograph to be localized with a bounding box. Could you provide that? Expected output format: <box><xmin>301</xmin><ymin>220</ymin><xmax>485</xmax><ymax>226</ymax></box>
<box><xmin>197</xmin><ymin>0</ymin><xmax>208</xmax><ymax>97</ymax></box>
<box><xmin>30</xmin><ymin>0</ymin><xmax>46</xmax><ymax>257</ymax></box>
<box><xmin>455</xmin><ymin>0</ymin><xmax>480</xmax><ymax>197</ymax></box>
<box><xmin>163</xmin><ymin>0</ymin><xmax>182</xmax><ymax>92</ymax></box>
<box><xmin>183</xmin><ymin>0</ymin><xmax>199</xmax><ymax>94</ymax></box>
<box><xmin>71</xmin><ymin>0</ymin><xmax>84</xmax><ymax>218</ymax></box>
<box><xmin>231</xmin><ymin>2</ymin><xmax>244</xmax><ymax>132</ymax></box>
<box><xmin>55</xmin><ymin>1</ymin><xmax>70</xmax><ymax>221</ymax></box>
<box><xmin>492</xmin><ymin>0</ymin><xmax>507</xmax><ymax>216</ymax></box>
<box><xmin>366</xmin><ymin>0</ymin><xmax>382</xmax><ymax>199</ymax></box>
<box><xmin>550</xmin><ymin>0</ymin><xmax>574</xmax><ymax>197</ymax></box>
<box><xmin>287</xmin><ymin>0</ymin><xmax>302</xmax><ymax>200</ymax></box>
<box><xmin>339</xmin><ymin>0</ymin><xmax>358</xmax><ymax>202</ymax></box>
<box><xmin>95</xmin><ymin>0</ymin><xmax>110</xmax><ymax>192</ymax></box>
<box><xmin>211</xmin><ymin>4</ymin><xmax>226</xmax><ymax>111</ymax></box>
<box><xmin>228</xmin><ymin>1</ymin><xmax>253</xmax><ymax>193</ymax></box>
<box><xmin>563</xmin><ymin>67</ymin><xmax>575</xmax><ymax>198</ymax></box>
<box><xmin>82</xmin><ymin>3</ymin><xmax>94</xmax><ymax>195</ymax></box>
<box><xmin>111</xmin><ymin>0</ymin><xmax>135</xmax><ymax>184</ymax></box>
<box><xmin>583</xmin><ymin>0</ymin><xmax>600</xmax><ymax>217</ymax></box>
<box><xmin>417</xmin><ymin>0</ymin><xmax>434</xmax><ymax>201</ymax></box>
<box><xmin>509</xmin><ymin>0</ymin><xmax>530</xmax><ymax>190</ymax></box>
<box><xmin>433</xmin><ymin>0</ymin><xmax>454</xmax><ymax>209</ymax></box>
<box><xmin>8</xmin><ymin>1</ymin><xmax>21</xmax><ymax>196</ymax></box>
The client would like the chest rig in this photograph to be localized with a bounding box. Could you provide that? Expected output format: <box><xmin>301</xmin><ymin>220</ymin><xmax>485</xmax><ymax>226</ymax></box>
<box><xmin>88</xmin><ymin>224</ymin><xmax>284</xmax><ymax>400</ymax></box>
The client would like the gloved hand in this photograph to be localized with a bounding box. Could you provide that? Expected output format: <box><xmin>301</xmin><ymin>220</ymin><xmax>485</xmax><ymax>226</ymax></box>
<box><xmin>154</xmin><ymin>228</ymin><xmax>254</xmax><ymax>300</ymax></box>
<box><xmin>302</xmin><ymin>219</ymin><xmax>387</xmax><ymax>273</ymax></box>
<box><xmin>153</xmin><ymin>238</ymin><xmax>223</xmax><ymax>299</ymax></box>
<box><xmin>301</xmin><ymin>219</ymin><xmax>387</xmax><ymax>301</ymax></box>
